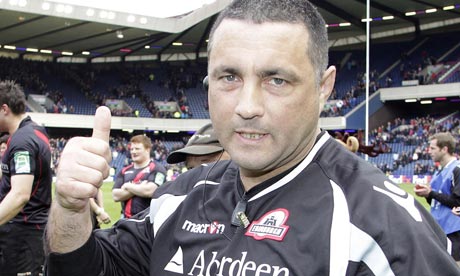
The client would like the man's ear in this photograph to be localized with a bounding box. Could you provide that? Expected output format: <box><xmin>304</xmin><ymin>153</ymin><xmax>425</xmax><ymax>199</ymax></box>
<box><xmin>0</xmin><ymin>104</ymin><xmax>9</xmax><ymax>114</ymax></box>
<box><xmin>318</xmin><ymin>66</ymin><xmax>336</xmax><ymax>109</ymax></box>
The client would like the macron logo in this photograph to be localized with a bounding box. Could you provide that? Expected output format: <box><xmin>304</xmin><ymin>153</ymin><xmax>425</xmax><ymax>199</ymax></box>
<box><xmin>182</xmin><ymin>220</ymin><xmax>225</xmax><ymax>235</ymax></box>
<box><xmin>164</xmin><ymin>247</ymin><xmax>184</xmax><ymax>274</ymax></box>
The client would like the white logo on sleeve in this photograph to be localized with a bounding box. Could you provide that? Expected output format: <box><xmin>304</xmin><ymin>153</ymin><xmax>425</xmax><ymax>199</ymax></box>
<box><xmin>14</xmin><ymin>151</ymin><xmax>31</xmax><ymax>174</ymax></box>
<box><xmin>155</xmin><ymin>173</ymin><xmax>166</xmax><ymax>186</ymax></box>
<box><xmin>165</xmin><ymin>246</ymin><xmax>184</xmax><ymax>274</ymax></box>
<box><xmin>373</xmin><ymin>181</ymin><xmax>422</xmax><ymax>222</ymax></box>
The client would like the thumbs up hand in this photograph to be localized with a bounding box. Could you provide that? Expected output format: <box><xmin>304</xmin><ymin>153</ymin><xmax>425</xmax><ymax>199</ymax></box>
<box><xmin>54</xmin><ymin>106</ymin><xmax>112</xmax><ymax>212</ymax></box>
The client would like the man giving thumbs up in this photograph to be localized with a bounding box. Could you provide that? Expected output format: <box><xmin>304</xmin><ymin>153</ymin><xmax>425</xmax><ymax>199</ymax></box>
<box><xmin>46</xmin><ymin>106</ymin><xmax>112</xmax><ymax>254</ymax></box>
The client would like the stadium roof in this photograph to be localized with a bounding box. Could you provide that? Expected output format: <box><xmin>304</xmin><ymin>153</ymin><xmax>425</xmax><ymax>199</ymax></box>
<box><xmin>0</xmin><ymin>0</ymin><xmax>459</xmax><ymax>62</ymax></box>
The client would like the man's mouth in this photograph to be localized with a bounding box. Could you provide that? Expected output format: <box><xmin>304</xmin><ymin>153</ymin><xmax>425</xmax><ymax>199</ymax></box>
<box><xmin>240</xmin><ymin>133</ymin><xmax>264</xmax><ymax>139</ymax></box>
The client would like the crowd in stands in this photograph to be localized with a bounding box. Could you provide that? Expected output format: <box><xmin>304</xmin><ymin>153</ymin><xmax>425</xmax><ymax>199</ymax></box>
<box><xmin>399</xmin><ymin>50</ymin><xmax>441</xmax><ymax>85</ymax></box>
<box><xmin>368</xmin><ymin>114</ymin><xmax>460</xmax><ymax>175</ymax></box>
<box><xmin>2</xmin><ymin>34</ymin><xmax>459</xmax><ymax>119</ymax></box>
<box><xmin>0</xmin><ymin>57</ymin><xmax>47</xmax><ymax>93</ymax></box>
<box><xmin>46</xmin><ymin>90</ymin><xmax>70</xmax><ymax>114</ymax></box>
<box><xmin>0</xmin><ymin>57</ymin><xmax>205</xmax><ymax>119</ymax></box>
<box><xmin>1</xmin><ymin>33</ymin><xmax>459</xmax><ymax>178</ymax></box>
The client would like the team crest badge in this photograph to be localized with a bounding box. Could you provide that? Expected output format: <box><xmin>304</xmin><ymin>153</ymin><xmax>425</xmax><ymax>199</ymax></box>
<box><xmin>245</xmin><ymin>208</ymin><xmax>290</xmax><ymax>241</ymax></box>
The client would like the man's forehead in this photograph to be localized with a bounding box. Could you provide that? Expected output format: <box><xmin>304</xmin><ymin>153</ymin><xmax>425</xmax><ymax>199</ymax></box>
<box><xmin>209</xmin><ymin>20</ymin><xmax>310</xmax><ymax>65</ymax></box>
<box><xmin>130</xmin><ymin>142</ymin><xmax>145</xmax><ymax>148</ymax></box>
<box><xmin>211</xmin><ymin>19</ymin><xmax>308</xmax><ymax>45</ymax></box>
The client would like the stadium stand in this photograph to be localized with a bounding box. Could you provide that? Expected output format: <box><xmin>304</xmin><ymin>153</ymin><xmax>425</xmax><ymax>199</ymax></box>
<box><xmin>1</xmin><ymin>30</ymin><xmax>459</xmax><ymax>179</ymax></box>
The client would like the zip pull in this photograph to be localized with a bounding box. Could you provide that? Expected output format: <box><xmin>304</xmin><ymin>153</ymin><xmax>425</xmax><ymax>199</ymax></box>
<box><xmin>231</xmin><ymin>198</ymin><xmax>248</xmax><ymax>227</ymax></box>
<box><xmin>237</xmin><ymin>212</ymin><xmax>250</xmax><ymax>228</ymax></box>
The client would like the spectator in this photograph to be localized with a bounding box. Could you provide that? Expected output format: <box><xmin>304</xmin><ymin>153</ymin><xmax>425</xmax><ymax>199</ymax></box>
<box><xmin>89</xmin><ymin>189</ymin><xmax>111</xmax><ymax>229</ymax></box>
<box><xmin>415</xmin><ymin>132</ymin><xmax>460</xmax><ymax>263</ymax></box>
<box><xmin>112</xmin><ymin>135</ymin><xmax>167</xmax><ymax>218</ymax></box>
<box><xmin>166</xmin><ymin>123</ymin><xmax>230</xmax><ymax>169</ymax></box>
<box><xmin>0</xmin><ymin>134</ymin><xmax>8</xmax><ymax>159</ymax></box>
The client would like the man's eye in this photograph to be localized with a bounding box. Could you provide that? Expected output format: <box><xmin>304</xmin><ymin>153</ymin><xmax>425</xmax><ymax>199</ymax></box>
<box><xmin>224</xmin><ymin>75</ymin><xmax>236</xmax><ymax>82</ymax></box>
<box><xmin>270</xmin><ymin>78</ymin><xmax>285</xmax><ymax>86</ymax></box>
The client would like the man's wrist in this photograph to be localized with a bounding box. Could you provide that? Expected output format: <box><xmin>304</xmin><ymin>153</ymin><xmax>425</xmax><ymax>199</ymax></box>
<box><xmin>95</xmin><ymin>207</ymin><xmax>104</xmax><ymax>216</ymax></box>
<box><xmin>122</xmin><ymin>181</ymin><xmax>132</xmax><ymax>190</ymax></box>
<box><xmin>427</xmin><ymin>190</ymin><xmax>434</xmax><ymax>199</ymax></box>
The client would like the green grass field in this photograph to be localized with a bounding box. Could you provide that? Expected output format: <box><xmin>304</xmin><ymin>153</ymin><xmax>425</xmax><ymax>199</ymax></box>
<box><xmin>399</xmin><ymin>183</ymin><xmax>430</xmax><ymax>210</ymax></box>
<box><xmin>54</xmin><ymin>181</ymin><xmax>430</xmax><ymax>230</ymax></box>
<box><xmin>97</xmin><ymin>181</ymin><xmax>431</xmax><ymax>229</ymax></box>
<box><xmin>99</xmin><ymin>182</ymin><xmax>121</xmax><ymax>228</ymax></box>
<box><xmin>52</xmin><ymin>181</ymin><xmax>120</xmax><ymax>229</ymax></box>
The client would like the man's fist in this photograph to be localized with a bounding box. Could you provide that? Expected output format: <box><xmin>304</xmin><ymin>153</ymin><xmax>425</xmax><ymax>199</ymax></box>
<box><xmin>54</xmin><ymin>107</ymin><xmax>112</xmax><ymax>212</ymax></box>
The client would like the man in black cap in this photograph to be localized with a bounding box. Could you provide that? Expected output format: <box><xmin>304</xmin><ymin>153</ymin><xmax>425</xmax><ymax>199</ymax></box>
<box><xmin>167</xmin><ymin>123</ymin><xmax>230</xmax><ymax>169</ymax></box>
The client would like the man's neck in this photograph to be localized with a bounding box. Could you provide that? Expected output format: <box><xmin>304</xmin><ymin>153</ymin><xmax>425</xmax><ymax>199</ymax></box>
<box><xmin>7</xmin><ymin>114</ymin><xmax>27</xmax><ymax>135</ymax></box>
<box><xmin>240</xmin><ymin>129</ymin><xmax>322</xmax><ymax>191</ymax></box>
<box><xmin>133</xmin><ymin>159</ymin><xmax>150</xmax><ymax>169</ymax></box>
<box><xmin>441</xmin><ymin>156</ymin><xmax>456</xmax><ymax>168</ymax></box>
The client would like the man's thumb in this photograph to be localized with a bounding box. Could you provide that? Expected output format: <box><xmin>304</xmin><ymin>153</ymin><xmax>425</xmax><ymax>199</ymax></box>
<box><xmin>92</xmin><ymin>106</ymin><xmax>111</xmax><ymax>142</ymax></box>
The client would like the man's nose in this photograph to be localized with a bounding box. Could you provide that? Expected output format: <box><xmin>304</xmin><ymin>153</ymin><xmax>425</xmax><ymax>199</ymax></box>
<box><xmin>234</xmin><ymin>82</ymin><xmax>264</xmax><ymax>119</ymax></box>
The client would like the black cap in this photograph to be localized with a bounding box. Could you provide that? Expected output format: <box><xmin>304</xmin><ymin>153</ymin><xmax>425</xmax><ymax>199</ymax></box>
<box><xmin>166</xmin><ymin>123</ymin><xmax>223</xmax><ymax>164</ymax></box>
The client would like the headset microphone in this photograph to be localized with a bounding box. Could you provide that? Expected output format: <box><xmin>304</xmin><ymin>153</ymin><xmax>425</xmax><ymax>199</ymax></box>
<box><xmin>202</xmin><ymin>76</ymin><xmax>209</xmax><ymax>92</ymax></box>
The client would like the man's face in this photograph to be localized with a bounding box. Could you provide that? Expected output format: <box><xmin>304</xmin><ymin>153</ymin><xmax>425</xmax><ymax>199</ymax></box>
<box><xmin>0</xmin><ymin>142</ymin><xmax>6</xmax><ymax>157</ymax></box>
<box><xmin>185</xmin><ymin>152</ymin><xmax>221</xmax><ymax>170</ymax></box>
<box><xmin>130</xmin><ymin>142</ymin><xmax>150</xmax><ymax>165</ymax></box>
<box><xmin>429</xmin><ymin>139</ymin><xmax>444</xmax><ymax>163</ymax></box>
<box><xmin>208</xmin><ymin>20</ymin><xmax>331</xmax><ymax>177</ymax></box>
<box><xmin>0</xmin><ymin>104</ymin><xmax>8</xmax><ymax>133</ymax></box>
<box><xmin>185</xmin><ymin>150</ymin><xmax>230</xmax><ymax>169</ymax></box>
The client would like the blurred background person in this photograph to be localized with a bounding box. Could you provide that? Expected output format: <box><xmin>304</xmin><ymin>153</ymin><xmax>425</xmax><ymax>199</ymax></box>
<box><xmin>89</xmin><ymin>190</ymin><xmax>111</xmax><ymax>229</ymax></box>
<box><xmin>415</xmin><ymin>132</ymin><xmax>460</xmax><ymax>263</ymax></box>
<box><xmin>166</xmin><ymin>123</ymin><xmax>230</xmax><ymax>169</ymax></box>
<box><xmin>0</xmin><ymin>133</ymin><xmax>8</xmax><ymax>158</ymax></box>
<box><xmin>112</xmin><ymin>135</ymin><xmax>167</xmax><ymax>218</ymax></box>
<box><xmin>0</xmin><ymin>134</ymin><xmax>9</xmax><ymax>179</ymax></box>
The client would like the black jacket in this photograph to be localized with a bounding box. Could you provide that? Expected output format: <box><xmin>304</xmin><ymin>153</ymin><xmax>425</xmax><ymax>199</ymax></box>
<box><xmin>47</xmin><ymin>132</ymin><xmax>460</xmax><ymax>275</ymax></box>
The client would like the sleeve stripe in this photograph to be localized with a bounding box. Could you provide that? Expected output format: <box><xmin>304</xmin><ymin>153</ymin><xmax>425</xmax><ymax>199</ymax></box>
<box><xmin>349</xmin><ymin>224</ymin><xmax>395</xmax><ymax>276</ymax></box>
<box><xmin>329</xmin><ymin>179</ymin><xmax>351</xmax><ymax>275</ymax></box>
<box><xmin>150</xmin><ymin>194</ymin><xmax>187</xmax><ymax>237</ymax></box>
<box><xmin>330</xmin><ymin>180</ymin><xmax>396</xmax><ymax>276</ymax></box>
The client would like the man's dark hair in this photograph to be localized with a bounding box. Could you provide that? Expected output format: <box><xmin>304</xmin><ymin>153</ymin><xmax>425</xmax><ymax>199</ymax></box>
<box><xmin>430</xmin><ymin>132</ymin><xmax>456</xmax><ymax>154</ymax></box>
<box><xmin>207</xmin><ymin>0</ymin><xmax>328</xmax><ymax>87</ymax></box>
<box><xmin>0</xmin><ymin>80</ymin><xmax>26</xmax><ymax>115</ymax></box>
<box><xmin>0</xmin><ymin>133</ymin><xmax>9</xmax><ymax>144</ymax></box>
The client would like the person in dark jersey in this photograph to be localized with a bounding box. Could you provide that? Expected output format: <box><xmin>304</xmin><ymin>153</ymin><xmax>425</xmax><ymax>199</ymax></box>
<box><xmin>45</xmin><ymin>1</ymin><xmax>460</xmax><ymax>275</ymax></box>
<box><xmin>0</xmin><ymin>133</ymin><xmax>9</xmax><ymax>179</ymax></box>
<box><xmin>0</xmin><ymin>134</ymin><xmax>8</xmax><ymax>158</ymax></box>
<box><xmin>0</xmin><ymin>80</ymin><xmax>52</xmax><ymax>276</ymax></box>
<box><xmin>112</xmin><ymin>134</ymin><xmax>166</xmax><ymax>218</ymax></box>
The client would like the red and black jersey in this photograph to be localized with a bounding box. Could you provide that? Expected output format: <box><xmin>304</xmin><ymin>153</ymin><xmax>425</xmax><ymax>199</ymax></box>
<box><xmin>47</xmin><ymin>132</ymin><xmax>460</xmax><ymax>275</ymax></box>
<box><xmin>113</xmin><ymin>160</ymin><xmax>166</xmax><ymax>218</ymax></box>
<box><xmin>0</xmin><ymin>116</ymin><xmax>52</xmax><ymax>227</ymax></box>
